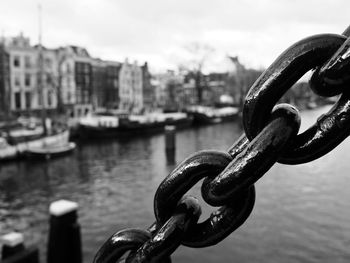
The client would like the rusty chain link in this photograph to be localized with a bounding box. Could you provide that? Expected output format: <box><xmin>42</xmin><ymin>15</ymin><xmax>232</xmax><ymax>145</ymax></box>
<box><xmin>94</xmin><ymin>25</ymin><xmax>350</xmax><ymax>263</ymax></box>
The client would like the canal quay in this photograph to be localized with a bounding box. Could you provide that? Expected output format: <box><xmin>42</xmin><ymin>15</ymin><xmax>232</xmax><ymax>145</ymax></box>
<box><xmin>0</xmin><ymin>106</ymin><xmax>350</xmax><ymax>263</ymax></box>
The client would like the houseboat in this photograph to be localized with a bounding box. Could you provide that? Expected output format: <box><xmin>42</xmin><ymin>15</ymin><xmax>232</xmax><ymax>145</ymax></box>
<box><xmin>187</xmin><ymin>106</ymin><xmax>239</xmax><ymax>125</ymax></box>
<box><xmin>78</xmin><ymin>111</ymin><xmax>193</xmax><ymax>139</ymax></box>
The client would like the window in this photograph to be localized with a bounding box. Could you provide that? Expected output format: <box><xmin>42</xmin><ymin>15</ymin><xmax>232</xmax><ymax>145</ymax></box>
<box><xmin>45</xmin><ymin>58</ymin><xmax>52</xmax><ymax>68</ymax></box>
<box><xmin>25</xmin><ymin>74</ymin><xmax>31</xmax><ymax>86</ymax></box>
<box><xmin>66</xmin><ymin>63</ymin><xmax>71</xmax><ymax>74</ymax></box>
<box><xmin>85</xmin><ymin>75</ymin><xmax>90</xmax><ymax>85</ymax></box>
<box><xmin>83</xmin><ymin>90</ymin><xmax>89</xmax><ymax>103</ymax></box>
<box><xmin>83</xmin><ymin>64</ymin><xmax>89</xmax><ymax>73</ymax></box>
<box><xmin>38</xmin><ymin>94</ymin><xmax>42</xmax><ymax>106</ymax></box>
<box><xmin>47</xmin><ymin>91</ymin><xmax>52</xmax><ymax>106</ymax></box>
<box><xmin>76</xmin><ymin>75</ymin><xmax>84</xmax><ymax>84</ymax></box>
<box><xmin>25</xmin><ymin>92</ymin><xmax>31</xmax><ymax>109</ymax></box>
<box><xmin>67</xmin><ymin>91</ymin><xmax>72</xmax><ymax>103</ymax></box>
<box><xmin>15</xmin><ymin>92</ymin><xmax>21</xmax><ymax>109</ymax></box>
<box><xmin>14</xmin><ymin>56</ymin><xmax>20</xmax><ymax>67</ymax></box>
<box><xmin>14</xmin><ymin>75</ymin><xmax>20</xmax><ymax>86</ymax></box>
<box><xmin>25</xmin><ymin>56</ymin><xmax>31</xmax><ymax>68</ymax></box>
<box><xmin>76</xmin><ymin>90</ymin><xmax>82</xmax><ymax>104</ymax></box>
<box><xmin>46</xmin><ymin>74</ymin><xmax>53</xmax><ymax>85</ymax></box>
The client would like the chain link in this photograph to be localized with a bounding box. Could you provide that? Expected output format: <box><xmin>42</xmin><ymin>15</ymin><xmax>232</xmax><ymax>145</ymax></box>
<box><xmin>310</xmin><ymin>29</ymin><xmax>350</xmax><ymax>96</ymax></box>
<box><xmin>126</xmin><ymin>196</ymin><xmax>201</xmax><ymax>262</ymax></box>
<box><xmin>202</xmin><ymin>104</ymin><xmax>300</xmax><ymax>206</ymax></box>
<box><xmin>94</xmin><ymin>25</ymin><xmax>350</xmax><ymax>263</ymax></box>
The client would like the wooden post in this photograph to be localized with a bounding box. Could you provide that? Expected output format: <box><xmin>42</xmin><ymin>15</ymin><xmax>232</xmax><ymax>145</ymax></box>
<box><xmin>47</xmin><ymin>200</ymin><xmax>82</xmax><ymax>263</ymax></box>
<box><xmin>1</xmin><ymin>232</ymin><xmax>39</xmax><ymax>263</ymax></box>
<box><xmin>165</xmin><ymin>125</ymin><xmax>176</xmax><ymax>164</ymax></box>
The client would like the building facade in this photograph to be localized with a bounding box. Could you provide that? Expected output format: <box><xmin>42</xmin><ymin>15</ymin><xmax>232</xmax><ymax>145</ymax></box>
<box><xmin>57</xmin><ymin>46</ymin><xmax>94</xmax><ymax>118</ymax></box>
<box><xmin>5</xmin><ymin>33</ymin><xmax>58</xmax><ymax>116</ymax></box>
<box><xmin>91</xmin><ymin>59</ymin><xmax>106</xmax><ymax>110</ymax></box>
<box><xmin>0</xmin><ymin>33</ymin><xmax>156</xmax><ymax>118</ymax></box>
<box><xmin>119</xmin><ymin>59</ymin><xmax>143</xmax><ymax>113</ymax></box>
<box><xmin>204</xmin><ymin>73</ymin><xmax>229</xmax><ymax>106</ymax></box>
<box><xmin>91</xmin><ymin>59</ymin><xmax>121</xmax><ymax>110</ymax></box>
<box><xmin>182</xmin><ymin>75</ymin><xmax>198</xmax><ymax>107</ymax></box>
<box><xmin>0</xmin><ymin>43</ymin><xmax>10</xmax><ymax>118</ymax></box>
<box><xmin>56</xmin><ymin>46</ymin><xmax>77</xmax><ymax>110</ymax></box>
<box><xmin>141</xmin><ymin>62</ymin><xmax>155</xmax><ymax>112</ymax></box>
<box><xmin>153</xmin><ymin>70</ymin><xmax>182</xmax><ymax>110</ymax></box>
<box><xmin>104</xmin><ymin>61</ymin><xmax>121</xmax><ymax>109</ymax></box>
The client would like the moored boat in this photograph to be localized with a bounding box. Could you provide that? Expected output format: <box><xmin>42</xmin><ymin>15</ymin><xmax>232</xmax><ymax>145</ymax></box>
<box><xmin>0</xmin><ymin>129</ymin><xmax>70</xmax><ymax>162</ymax></box>
<box><xmin>78</xmin><ymin>112</ymin><xmax>193</xmax><ymax>139</ymax></box>
<box><xmin>25</xmin><ymin>141</ymin><xmax>76</xmax><ymax>160</ymax></box>
<box><xmin>187</xmin><ymin>106</ymin><xmax>239</xmax><ymax>125</ymax></box>
<box><xmin>118</xmin><ymin>112</ymin><xmax>192</xmax><ymax>133</ymax></box>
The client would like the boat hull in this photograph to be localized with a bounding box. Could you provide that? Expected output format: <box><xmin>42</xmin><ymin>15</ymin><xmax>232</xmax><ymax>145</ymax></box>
<box><xmin>186</xmin><ymin>106</ymin><xmax>239</xmax><ymax>125</ymax></box>
<box><xmin>78</xmin><ymin>117</ymin><xmax>193</xmax><ymax>139</ymax></box>
<box><xmin>25</xmin><ymin>142</ymin><xmax>76</xmax><ymax>160</ymax></box>
<box><xmin>190</xmin><ymin>112</ymin><xmax>238</xmax><ymax>125</ymax></box>
<box><xmin>0</xmin><ymin>130</ymin><xmax>70</xmax><ymax>162</ymax></box>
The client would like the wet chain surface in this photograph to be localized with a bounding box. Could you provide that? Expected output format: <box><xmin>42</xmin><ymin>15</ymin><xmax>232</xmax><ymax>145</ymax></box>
<box><xmin>93</xmin><ymin>25</ymin><xmax>350</xmax><ymax>263</ymax></box>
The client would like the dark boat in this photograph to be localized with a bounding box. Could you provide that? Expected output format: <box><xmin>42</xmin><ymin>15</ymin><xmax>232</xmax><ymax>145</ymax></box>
<box><xmin>78</xmin><ymin>112</ymin><xmax>193</xmax><ymax>139</ymax></box>
<box><xmin>25</xmin><ymin>142</ymin><xmax>76</xmax><ymax>160</ymax></box>
<box><xmin>187</xmin><ymin>106</ymin><xmax>239</xmax><ymax>125</ymax></box>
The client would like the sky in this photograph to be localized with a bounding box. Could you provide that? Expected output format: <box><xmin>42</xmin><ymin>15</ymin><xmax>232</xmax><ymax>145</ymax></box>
<box><xmin>0</xmin><ymin>0</ymin><xmax>349</xmax><ymax>73</ymax></box>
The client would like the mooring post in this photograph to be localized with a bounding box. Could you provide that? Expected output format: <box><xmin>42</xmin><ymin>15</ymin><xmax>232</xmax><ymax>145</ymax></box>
<box><xmin>47</xmin><ymin>199</ymin><xmax>82</xmax><ymax>263</ymax></box>
<box><xmin>165</xmin><ymin>125</ymin><xmax>176</xmax><ymax>164</ymax></box>
<box><xmin>1</xmin><ymin>232</ymin><xmax>39</xmax><ymax>263</ymax></box>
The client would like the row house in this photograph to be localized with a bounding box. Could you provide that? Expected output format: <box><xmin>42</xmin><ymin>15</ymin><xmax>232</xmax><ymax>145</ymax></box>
<box><xmin>75</xmin><ymin>58</ymin><xmax>93</xmax><ymax>117</ymax></box>
<box><xmin>141</xmin><ymin>62</ymin><xmax>155</xmax><ymax>112</ymax></box>
<box><xmin>0</xmin><ymin>33</ymin><xmax>153</xmax><ymax>118</ymax></box>
<box><xmin>5</xmin><ymin>34</ymin><xmax>58</xmax><ymax>116</ymax></box>
<box><xmin>183</xmin><ymin>73</ymin><xmax>229</xmax><ymax>107</ymax></box>
<box><xmin>103</xmin><ymin>60</ymin><xmax>121</xmax><ymax>110</ymax></box>
<box><xmin>119</xmin><ymin>59</ymin><xmax>143</xmax><ymax>113</ymax></box>
<box><xmin>204</xmin><ymin>73</ymin><xmax>229</xmax><ymax>105</ymax></box>
<box><xmin>91</xmin><ymin>59</ymin><xmax>121</xmax><ymax>110</ymax></box>
<box><xmin>153</xmin><ymin>70</ymin><xmax>185</xmax><ymax>111</ymax></box>
<box><xmin>182</xmin><ymin>78</ymin><xmax>198</xmax><ymax>106</ymax></box>
<box><xmin>58</xmin><ymin>46</ymin><xmax>122</xmax><ymax>117</ymax></box>
<box><xmin>154</xmin><ymin>71</ymin><xmax>231</xmax><ymax>110</ymax></box>
<box><xmin>57</xmin><ymin>45</ymin><xmax>93</xmax><ymax>118</ymax></box>
<box><xmin>91</xmin><ymin>59</ymin><xmax>107</xmax><ymax>109</ymax></box>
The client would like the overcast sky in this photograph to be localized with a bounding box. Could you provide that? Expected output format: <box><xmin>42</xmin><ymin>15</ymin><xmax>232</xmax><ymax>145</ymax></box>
<box><xmin>0</xmin><ymin>0</ymin><xmax>348</xmax><ymax>73</ymax></box>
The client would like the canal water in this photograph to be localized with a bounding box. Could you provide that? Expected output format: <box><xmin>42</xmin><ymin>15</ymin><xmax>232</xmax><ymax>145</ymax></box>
<box><xmin>1</xmin><ymin>105</ymin><xmax>350</xmax><ymax>263</ymax></box>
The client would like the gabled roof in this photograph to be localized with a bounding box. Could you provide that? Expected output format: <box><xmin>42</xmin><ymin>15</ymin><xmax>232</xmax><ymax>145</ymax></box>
<box><xmin>69</xmin><ymin>45</ymin><xmax>90</xmax><ymax>57</ymax></box>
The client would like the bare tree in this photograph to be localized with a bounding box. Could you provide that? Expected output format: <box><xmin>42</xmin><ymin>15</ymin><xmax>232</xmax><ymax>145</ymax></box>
<box><xmin>179</xmin><ymin>42</ymin><xmax>214</xmax><ymax>104</ymax></box>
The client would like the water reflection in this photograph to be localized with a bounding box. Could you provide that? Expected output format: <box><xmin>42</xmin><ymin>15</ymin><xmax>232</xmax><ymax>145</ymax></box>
<box><xmin>1</xmin><ymin>107</ymin><xmax>350</xmax><ymax>263</ymax></box>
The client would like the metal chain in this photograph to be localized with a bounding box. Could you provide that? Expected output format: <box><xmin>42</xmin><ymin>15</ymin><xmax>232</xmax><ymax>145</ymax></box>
<box><xmin>93</xmin><ymin>25</ymin><xmax>350</xmax><ymax>263</ymax></box>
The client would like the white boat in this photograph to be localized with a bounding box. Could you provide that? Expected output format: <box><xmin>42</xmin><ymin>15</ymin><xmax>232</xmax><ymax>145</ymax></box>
<box><xmin>0</xmin><ymin>137</ymin><xmax>18</xmax><ymax>161</ymax></box>
<box><xmin>0</xmin><ymin>130</ymin><xmax>70</xmax><ymax>162</ymax></box>
<box><xmin>25</xmin><ymin>142</ymin><xmax>76</xmax><ymax>160</ymax></box>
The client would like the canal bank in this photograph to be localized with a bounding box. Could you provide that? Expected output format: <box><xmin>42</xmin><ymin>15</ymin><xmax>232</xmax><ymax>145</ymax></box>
<box><xmin>1</xmin><ymin>106</ymin><xmax>350</xmax><ymax>263</ymax></box>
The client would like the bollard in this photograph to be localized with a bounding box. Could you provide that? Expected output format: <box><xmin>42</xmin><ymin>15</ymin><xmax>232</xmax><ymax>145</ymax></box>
<box><xmin>165</xmin><ymin>125</ymin><xmax>176</xmax><ymax>164</ymax></box>
<box><xmin>47</xmin><ymin>200</ymin><xmax>82</xmax><ymax>263</ymax></box>
<box><xmin>1</xmin><ymin>232</ymin><xmax>39</xmax><ymax>263</ymax></box>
